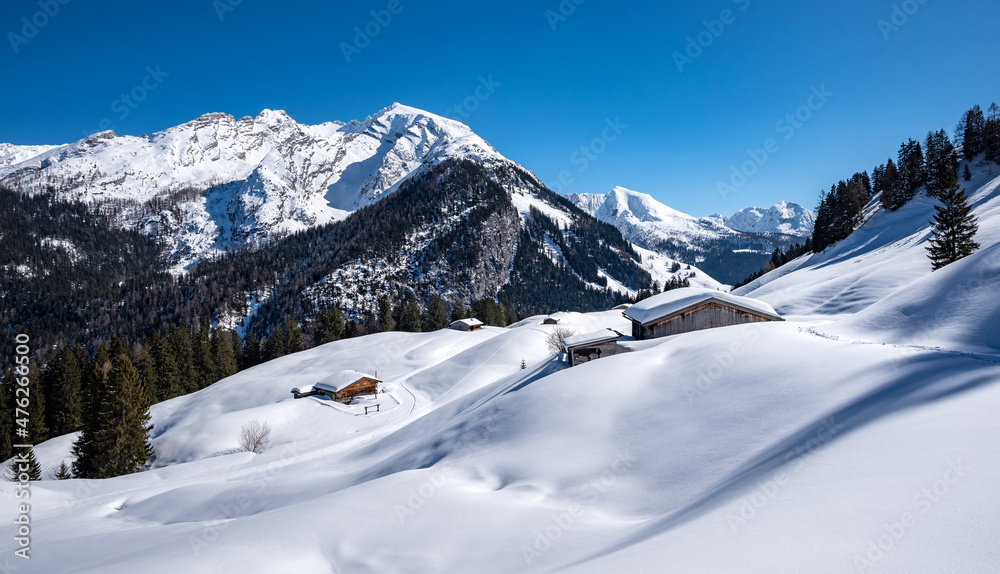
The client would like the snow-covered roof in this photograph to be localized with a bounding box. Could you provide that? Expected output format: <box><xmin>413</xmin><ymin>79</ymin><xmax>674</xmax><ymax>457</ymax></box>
<box><xmin>561</xmin><ymin>329</ymin><xmax>624</xmax><ymax>350</ymax></box>
<box><xmin>451</xmin><ymin>318</ymin><xmax>484</xmax><ymax>328</ymax></box>
<box><xmin>314</xmin><ymin>370</ymin><xmax>381</xmax><ymax>394</ymax></box>
<box><xmin>623</xmin><ymin>287</ymin><xmax>782</xmax><ymax>326</ymax></box>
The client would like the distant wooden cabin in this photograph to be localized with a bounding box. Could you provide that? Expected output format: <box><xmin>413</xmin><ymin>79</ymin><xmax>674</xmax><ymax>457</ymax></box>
<box><xmin>611</xmin><ymin>303</ymin><xmax>632</xmax><ymax>311</ymax></box>
<box><xmin>292</xmin><ymin>370</ymin><xmax>381</xmax><ymax>404</ymax></box>
<box><xmin>623</xmin><ymin>288</ymin><xmax>782</xmax><ymax>341</ymax></box>
<box><xmin>450</xmin><ymin>318</ymin><xmax>485</xmax><ymax>332</ymax></box>
<box><xmin>561</xmin><ymin>329</ymin><xmax>624</xmax><ymax>367</ymax></box>
<box><xmin>543</xmin><ymin>317</ymin><xmax>560</xmax><ymax>325</ymax></box>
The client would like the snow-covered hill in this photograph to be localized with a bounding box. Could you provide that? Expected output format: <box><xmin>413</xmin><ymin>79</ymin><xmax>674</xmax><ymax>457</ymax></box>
<box><xmin>0</xmin><ymin>104</ymin><xmax>505</xmax><ymax>269</ymax></box>
<box><xmin>5</xmin><ymin>158</ymin><xmax>1000</xmax><ymax>573</ymax></box>
<box><xmin>569</xmin><ymin>187</ymin><xmax>814</xmax><ymax>284</ymax></box>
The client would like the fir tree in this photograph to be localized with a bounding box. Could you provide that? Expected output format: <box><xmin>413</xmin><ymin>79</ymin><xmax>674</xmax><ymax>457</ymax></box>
<box><xmin>898</xmin><ymin>139</ymin><xmax>925</xmax><ymax>198</ymax></box>
<box><xmin>71</xmin><ymin>348</ymin><xmax>111</xmax><ymax>478</ymax></box>
<box><xmin>7</xmin><ymin>447</ymin><xmax>42</xmax><ymax>482</ymax></box>
<box><xmin>396</xmin><ymin>295</ymin><xmax>422</xmax><ymax>333</ymax></box>
<box><xmin>193</xmin><ymin>322</ymin><xmax>216</xmax><ymax>389</ymax></box>
<box><xmin>53</xmin><ymin>461</ymin><xmax>73</xmax><ymax>480</ymax></box>
<box><xmin>963</xmin><ymin>164</ymin><xmax>972</xmax><ymax>181</ymax></box>
<box><xmin>924</xmin><ymin>129</ymin><xmax>958</xmax><ymax>197</ymax></box>
<box><xmin>962</xmin><ymin>104</ymin><xmax>987</xmax><ymax>157</ymax></box>
<box><xmin>927</xmin><ymin>184</ymin><xmax>980</xmax><ymax>270</ymax></box>
<box><xmin>211</xmin><ymin>328</ymin><xmax>239</xmax><ymax>381</ymax></box>
<box><xmin>880</xmin><ymin>159</ymin><xmax>904</xmax><ymax>211</ymax></box>
<box><xmin>150</xmin><ymin>330</ymin><xmax>181</xmax><ymax>401</ymax></box>
<box><xmin>377</xmin><ymin>295</ymin><xmax>393</xmax><ymax>332</ymax></box>
<box><xmin>241</xmin><ymin>329</ymin><xmax>262</xmax><ymax>369</ymax></box>
<box><xmin>343</xmin><ymin>320</ymin><xmax>360</xmax><ymax>339</ymax></box>
<box><xmin>132</xmin><ymin>343</ymin><xmax>159</xmax><ymax>409</ymax></box>
<box><xmin>42</xmin><ymin>345</ymin><xmax>83</xmax><ymax>436</ymax></box>
<box><xmin>423</xmin><ymin>295</ymin><xmax>450</xmax><ymax>332</ymax></box>
<box><xmin>101</xmin><ymin>354</ymin><xmax>154</xmax><ymax>476</ymax></box>
<box><xmin>449</xmin><ymin>302</ymin><xmax>468</xmax><ymax>323</ymax></box>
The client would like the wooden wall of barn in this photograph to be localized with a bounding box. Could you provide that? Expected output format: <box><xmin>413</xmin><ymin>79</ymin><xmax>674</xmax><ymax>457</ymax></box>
<box><xmin>569</xmin><ymin>341</ymin><xmax>618</xmax><ymax>367</ymax></box>
<box><xmin>640</xmin><ymin>304</ymin><xmax>771</xmax><ymax>339</ymax></box>
<box><xmin>335</xmin><ymin>378</ymin><xmax>379</xmax><ymax>403</ymax></box>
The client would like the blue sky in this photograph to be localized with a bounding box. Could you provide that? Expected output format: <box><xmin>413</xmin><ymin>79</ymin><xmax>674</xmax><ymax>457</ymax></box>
<box><xmin>2</xmin><ymin>0</ymin><xmax>998</xmax><ymax>216</ymax></box>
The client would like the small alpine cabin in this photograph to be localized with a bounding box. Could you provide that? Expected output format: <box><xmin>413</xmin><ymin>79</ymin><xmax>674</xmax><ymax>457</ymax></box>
<box><xmin>561</xmin><ymin>329</ymin><xmax>624</xmax><ymax>367</ymax></box>
<box><xmin>543</xmin><ymin>317</ymin><xmax>560</xmax><ymax>325</ymax></box>
<box><xmin>623</xmin><ymin>287</ymin><xmax>782</xmax><ymax>341</ymax></box>
<box><xmin>293</xmin><ymin>370</ymin><xmax>381</xmax><ymax>404</ymax></box>
<box><xmin>450</xmin><ymin>318</ymin><xmax>485</xmax><ymax>332</ymax></box>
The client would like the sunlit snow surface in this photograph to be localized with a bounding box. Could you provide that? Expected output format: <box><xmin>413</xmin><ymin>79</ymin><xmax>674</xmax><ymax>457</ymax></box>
<box><xmin>4</xmin><ymin>163</ymin><xmax>1000</xmax><ymax>573</ymax></box>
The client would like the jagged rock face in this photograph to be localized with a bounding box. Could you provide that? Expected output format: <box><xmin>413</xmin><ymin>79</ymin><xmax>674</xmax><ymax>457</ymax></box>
<box><xmin>0</xmin><ymin>104</ymin><xmax>503</xmax><ymax>270</ymax></box>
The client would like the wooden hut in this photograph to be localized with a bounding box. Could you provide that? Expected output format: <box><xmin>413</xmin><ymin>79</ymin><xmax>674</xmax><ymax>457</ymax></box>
<box><xmin>300</xmin><ymin>370</ymin><xmax>381</xmax><ymax>404</ymax></box>
<box><xmin>561</xmin><ymin>329</ymin><xmax>624</xmax><ymax>367</ymax></box>
<box><xmin>450</xmin><ymin>318</ymin><xmax>485</xmax><ymax>332</ymax></box>
<box><xmin>623</xmin><ymin>287</ymin><xmax>782</xmax><ymax>341</ymax></box>
<box><xmin>543</xmin><ymin>317</ymin><xmax>560</xmax><ymax>325</ymax></box>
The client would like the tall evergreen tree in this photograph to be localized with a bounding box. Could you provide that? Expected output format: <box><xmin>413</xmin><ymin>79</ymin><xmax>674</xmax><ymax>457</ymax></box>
<box><xmin>167</xmin><ymin>326</ymin><xmax>196</xmax><ymax>395</ymax></box>
<box><xmin>150</xmin><ymin>330</ymin><xmax>181</xmax><ymax>401</ymax></box>
<box><xmin>131</xmin><ymin>343</ymin><xmax>158</xmax><ymax>410</ymax></box>
<box><xmin>449</xmin><ymin>301</ymin><xmax>469</xmax><ymax>323</ymax></box>
<box><xmin>377</xmin><ymin>295</ymin><xmax>394</xmax><ymax>332</ymax></box>
<box><xmin>42</xmin><ymin>345</ymin><xmax>83</xmax><ymax>436</ymax></box>
<box><xmin>72</xmin><ymin>347</ymin><xmax>112</xmax><ymax>478</ymax></box>
<box><xmin>210</xmin><ymin>328</ymin><xmax>239</xmax><ymax>381</ymax></box>
<box><xmin>423</xmin><ymin>295</ymin><xmax>450</xmax><ymax>331</ymax></box>
<box><xmin>101</xmin><ymin>354</ymin><xmax>154</xmax><ymax>476</ymax></box>
<box><xmin>962</xmin><ymin>104</ymin><xmax>987</xmax><ymax>157</ymax></box>
<box><xmin>986</xmin><ymin>103</ymin><xmax>1000</xmax><ymax>165</ymax></box>
<box><xmin>7</xmin><ymin>446</ymin><xmax>42</xmax><ymax>482</ymax></box>
<box><xmin>241</xmin><ymin>329</ymin><xmax>262</xmax><ymax>369</ymax></box>
<box><xmin>193</xmin><ymin>322</ymin><xmax>216</xmax><ymax>389</ymax></box>
<box><xmin>881</xmin><ymin>159</ymin><xmax>904</xmax><ymax>210</ymax></box>
<box><xmin>927</xmin><ymin>184</ymin><xmax>980</xmax><ymax>270</ymax></box>
<box><xmin>924</xmin><ymin>129</ymin><xmax>958</xmax><ymax>197</ymax></box>
<box><xmin>396</xmin><ymin>295</ymin><xmax>422</xmax><ymax>333</ymax></box>
<box><xmin>963</xmin><ymin>164</ymin><xmax>972</xmax><ymax>181</ymax></box>
<box><xmin>897</xmin><ymin>139</ymin><xmax>925</xmax><ymax>199</ymax></box>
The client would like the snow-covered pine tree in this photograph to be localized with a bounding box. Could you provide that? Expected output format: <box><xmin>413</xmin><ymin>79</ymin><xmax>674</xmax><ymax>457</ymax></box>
<box><xmin>927</xmin><ymin>184</ymin><xmax>980</xmax><ymax>270</ymax></box>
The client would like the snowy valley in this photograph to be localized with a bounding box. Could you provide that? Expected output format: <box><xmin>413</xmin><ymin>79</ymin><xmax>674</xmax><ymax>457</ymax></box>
<box><xmin>4</xmin><ymin>155</ymin><xmax>999</xmax><ymax>573</ymax></box>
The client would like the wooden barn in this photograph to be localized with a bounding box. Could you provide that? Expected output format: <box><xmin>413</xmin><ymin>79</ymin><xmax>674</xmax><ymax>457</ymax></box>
<box><xmin>623</xmin><ymin>287</ymin><xmax>783</xmax><ymax>341</ymax></box>
<box><xmin>561</xmin><ymin>329</ymin><xmax>624</xmax><ymax>367</ymax></box>
<box><xmin>450</xmin><ymin>318</ymin><xmax>485</xmax><ymax>332</ymax></box>
<box><xmin>293</xmin><ymin>370</ymin><xmax>381</xmax><ymax>404</ymax></box>
<box><xmin>543</xmin><ymin>317</ymin><xmax>560</xmax><ymax>325</ymax></box>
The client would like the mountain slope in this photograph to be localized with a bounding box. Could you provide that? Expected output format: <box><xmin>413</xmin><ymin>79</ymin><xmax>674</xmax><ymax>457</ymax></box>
<box><xmin>736</xmin><ymin>157</ymin><xmax>1000</xmax><ymax>321</ymax></box>
<box><xmin>0</xmin><ymin>104</ymin><xmax>505</xmax><ymax>270</ymax></box>
<box><xmin>570</xmin><ymin>187</ymin><xmax>814</xmax><ymax>284</ymax></box>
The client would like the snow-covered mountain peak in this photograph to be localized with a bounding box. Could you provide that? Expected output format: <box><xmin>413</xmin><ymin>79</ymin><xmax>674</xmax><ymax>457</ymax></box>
<box><xmin>0</xmin><ymin>103</ymin><xmax>511</xmax><ymax>270</ymax></box>
<box><xmin>722</xmin><ymin>200</ymin><xmax>815</xmax><ymax>236</ymax></box>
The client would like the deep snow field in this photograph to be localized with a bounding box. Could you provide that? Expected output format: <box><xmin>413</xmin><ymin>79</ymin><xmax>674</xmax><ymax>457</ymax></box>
<box><xmin>4</xmin><ymin>161</ymin><xmax>1000</xmax><ymax>573</ymax></box>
